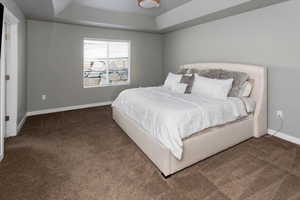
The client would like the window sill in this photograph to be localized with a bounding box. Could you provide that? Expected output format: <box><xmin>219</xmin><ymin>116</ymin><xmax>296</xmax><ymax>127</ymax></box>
<box><xmin>84</xmin><ymin>82</ymin><xmax>130</xmax><ymax>89</ymax></box>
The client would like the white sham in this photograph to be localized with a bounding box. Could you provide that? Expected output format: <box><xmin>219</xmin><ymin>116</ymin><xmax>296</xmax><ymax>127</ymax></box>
<box><xmin>163</xmin><ymin>73</ymin><xmax>183</xmax><ymax>89</ymax></box>
<box><xmin>192</xmin><ymin>74</ymin><xmax>233</xmax><ymax>100</ymax></box>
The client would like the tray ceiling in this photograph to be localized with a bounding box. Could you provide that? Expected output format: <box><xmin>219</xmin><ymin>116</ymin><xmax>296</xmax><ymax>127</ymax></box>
<box><xmin>14</xmin><ymin>0</ymin><xmax>290</xmax><ymax>32</ymax></box>
<box><xmin>74</xmin><ymin>0</ymin><xmax>192</xmax><ymax>16</ymax></box>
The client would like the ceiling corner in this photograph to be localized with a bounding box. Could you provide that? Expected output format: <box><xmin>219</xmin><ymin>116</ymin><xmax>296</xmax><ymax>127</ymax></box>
<box><xmin>52</xmin><ymin>0</ymin><xmax>74</xmax><ymax>16</ymax></box>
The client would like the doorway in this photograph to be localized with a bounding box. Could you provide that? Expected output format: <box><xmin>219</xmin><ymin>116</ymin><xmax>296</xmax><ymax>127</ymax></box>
<box><xmin>0</xmin><ymin>6</ymin><xmax>19</xmax><ymax>161</ymax></box>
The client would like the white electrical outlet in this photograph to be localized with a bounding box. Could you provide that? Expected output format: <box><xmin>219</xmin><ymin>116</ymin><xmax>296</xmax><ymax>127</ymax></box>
<box><xmin>42</xmin><ymin>94</ymin><xmax>47</xmax><ymax>101</ymax></box>
<box><xmin>276</xmin><ymin>110</ymin><xmax>283</xmax><ymax>118</ymax></box>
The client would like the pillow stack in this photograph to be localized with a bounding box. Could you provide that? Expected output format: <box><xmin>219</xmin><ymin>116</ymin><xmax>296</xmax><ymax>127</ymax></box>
<box><xmin>166</xmin><ymin>68</ymin><xmax>254</xmax><ymax>99</ymax></box>
<box><xmin>189</xmin><ymin>68</ymin><xmax>252</xmax><ymax>97</ymax></box>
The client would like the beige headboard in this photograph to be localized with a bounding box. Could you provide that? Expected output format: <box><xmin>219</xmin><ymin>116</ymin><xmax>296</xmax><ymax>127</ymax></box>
<box><xmin>180</xmin><ymin>62</ymin><xmax>268</xmax><ymax>138</ymax></box>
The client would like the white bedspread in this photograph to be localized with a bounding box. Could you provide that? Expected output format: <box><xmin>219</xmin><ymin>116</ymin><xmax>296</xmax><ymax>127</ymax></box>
<box><xmin>112</xmin><ymin>87</ymin><xmax>248</xmax><ymax>160</ymax></box>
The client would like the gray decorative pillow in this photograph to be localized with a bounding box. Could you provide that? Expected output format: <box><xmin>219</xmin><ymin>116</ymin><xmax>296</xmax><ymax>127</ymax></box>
<box><xmin>180</xmin><ymin>74</ymin><xmax>194</xmax><ymax>94</ymax></box>
<box><xmin>191</xmin><ymin>68</ymin><xmax>223</xmax><ymax>79</ymax></box>
<box><xmin>176</xmin><ymin>68</ymin><xmax>188</xmax><ymax>74</ymax></box>
<box><xmin>218</xmin><ymin>70</ymin><xmax>249</xmax><ymax>97</ymax></box>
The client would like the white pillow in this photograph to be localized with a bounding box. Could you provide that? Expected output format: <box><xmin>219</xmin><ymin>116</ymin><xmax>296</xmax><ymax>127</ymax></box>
<box><xmin>239</xmin><ymin>81</ymin><xmax>253</xmax><ymax>97</ymax></box>
<box><xmin>192</xmin><ymin>74</ymin><xmax>233</xmax><ymax>100</ymax></box>
<box><xmin>164</xmin><ymin>73</ymin><xmax>183</xmax><ymax>89</ymax></box>
<box><xmin>171</xmin><ymin>83</ymin><xmax>188</xmax><ymax>94</ymax></box>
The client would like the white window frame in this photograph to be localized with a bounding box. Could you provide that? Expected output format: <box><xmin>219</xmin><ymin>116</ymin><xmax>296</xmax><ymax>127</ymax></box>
<box><xmin>83</xmin><ymin>38</ymin><xmax>131</xmax><ymax>88</ymax></box>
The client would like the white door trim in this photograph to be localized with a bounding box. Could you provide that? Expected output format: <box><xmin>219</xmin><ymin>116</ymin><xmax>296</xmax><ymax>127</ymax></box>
<box><xmin>0</xmin><ymin>8</ymin><xmax>5</xmax><ymax>162</ymax></box>
<box><xmin>4</xmin><ymin>8</ymin><xmax>19</xmax><ymax>138</ymax></box>
<box><xmin>0</xmin><ymin>6</ymin><xmax>19</xmax><ymax>161</ymax></box>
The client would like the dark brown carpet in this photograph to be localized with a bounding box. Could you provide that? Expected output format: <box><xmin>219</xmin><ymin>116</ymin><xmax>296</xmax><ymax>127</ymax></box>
<box><xmin>1</xmin><ymin>106</ymin><xmax>300</xmax><ymax>200</ymax></box>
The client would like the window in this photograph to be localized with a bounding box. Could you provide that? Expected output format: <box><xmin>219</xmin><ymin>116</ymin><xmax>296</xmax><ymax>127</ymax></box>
<box><xmin>83</xmin><ymin>39</ymin><xmax>130</xmax><ymax>88</ymax></box>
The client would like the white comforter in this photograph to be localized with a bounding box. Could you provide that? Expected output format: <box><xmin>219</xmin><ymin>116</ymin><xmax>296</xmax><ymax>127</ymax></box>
<box><xmin>112</xmin><ymin>87</ymin><xmax>248</xmax><ymax>160</ymax></box>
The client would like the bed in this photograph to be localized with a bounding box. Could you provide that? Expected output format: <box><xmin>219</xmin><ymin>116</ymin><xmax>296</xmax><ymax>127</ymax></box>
<box><xmin>112</xmin><ymin>62</ymin><xmax>267</xmax><ymax>177</ymax></box>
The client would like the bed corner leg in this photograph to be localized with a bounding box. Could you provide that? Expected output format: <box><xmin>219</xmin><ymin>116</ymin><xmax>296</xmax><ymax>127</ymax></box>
<box><xmin>161</xmin><ymin>173</ymin><xmax>172</xmax><ymax>179</ymax></box>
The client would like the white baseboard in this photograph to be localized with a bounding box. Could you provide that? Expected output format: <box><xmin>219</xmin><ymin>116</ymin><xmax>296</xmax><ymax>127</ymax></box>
<box><xmin>27</xmin><ymin>101</ymin><xmax>112</xmax><ymax>116</ymax></box>
<box><xmin>17</xmin><ymin>114</ymin><xmax>27</xmax><ymax>133</ymax></box>
<box><xmin>268</xmin><ymin>129</ymin><xmax>300</xmax><ymax>145</ymax></box>
<box><xmin>5</xmin><ymin>130</ymin><xmax>16</xmax><ymax>138</ymax></box>
<box><xmin>5</xmin><ymin>114</ymin><xmax>27</xmax><ymax>137</ymax></box>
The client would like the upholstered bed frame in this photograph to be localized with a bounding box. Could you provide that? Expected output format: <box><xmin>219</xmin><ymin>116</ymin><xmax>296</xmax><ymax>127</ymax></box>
<box><xmin>113</xmin><ymin>63</ymin><xmax>267</xmax><ymax>177</ymax></box>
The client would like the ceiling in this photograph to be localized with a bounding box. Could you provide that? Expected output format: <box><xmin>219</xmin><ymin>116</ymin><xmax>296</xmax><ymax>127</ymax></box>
<box><xmin>74</xmin><ymin>0</ymin><xmax>192</xmax><ymax>17</ymax></box>
<box><xmin>14</xmin><ymin>0</ymin><xmax>290</xmax><ymax>33</ymax></box>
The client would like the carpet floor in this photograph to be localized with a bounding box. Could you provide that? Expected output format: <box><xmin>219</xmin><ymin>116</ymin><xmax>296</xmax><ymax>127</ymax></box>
<box><xmin>0</xmin><ymin>106</ymin><xmax>300</xmax><ymax>200</ymax></box>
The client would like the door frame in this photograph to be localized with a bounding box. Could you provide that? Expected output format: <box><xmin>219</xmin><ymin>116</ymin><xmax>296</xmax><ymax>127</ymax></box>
<box><xmin>4</xmin><ymin>9</ymin><xmax>19</xmax><ymax>138</ymax></box>
<box><xmin>0</xmin><ymin>6</ymin><xmax>19</xmax><ymax>161</ymax></box>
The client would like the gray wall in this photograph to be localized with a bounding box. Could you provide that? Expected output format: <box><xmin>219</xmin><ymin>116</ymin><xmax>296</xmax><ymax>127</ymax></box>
<box><xmin>163</xmin><ymin>0</ymin><xmax>300</xmax><ymax>139</ymax></box>
<box><xmin>0</xmin><ymin>0</ymin><xmax>27</xmax><ymax>124</ymax></box>
<box><xmin>27</xmin><ymin>20</ymin><xmax>163</xmax><ymax>111</ymax></box>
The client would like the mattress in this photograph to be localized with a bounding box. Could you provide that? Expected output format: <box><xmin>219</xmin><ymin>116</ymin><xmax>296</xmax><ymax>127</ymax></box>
<box><xmin>112</xmin><ymin>86</ymin><xmax>250</xmax><ymax>160</ymax></box>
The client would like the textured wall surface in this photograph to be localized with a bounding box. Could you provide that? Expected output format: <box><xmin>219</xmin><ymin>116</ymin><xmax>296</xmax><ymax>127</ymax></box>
<box><xmin>27</xmin><ymin>20</ymin><xmax>163</xmax><ymax>111</ymax></box>
<box><xmin>163</xmin><ymin>0</ymin><xmax>300</xmax><ymax>138</ymax></box>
